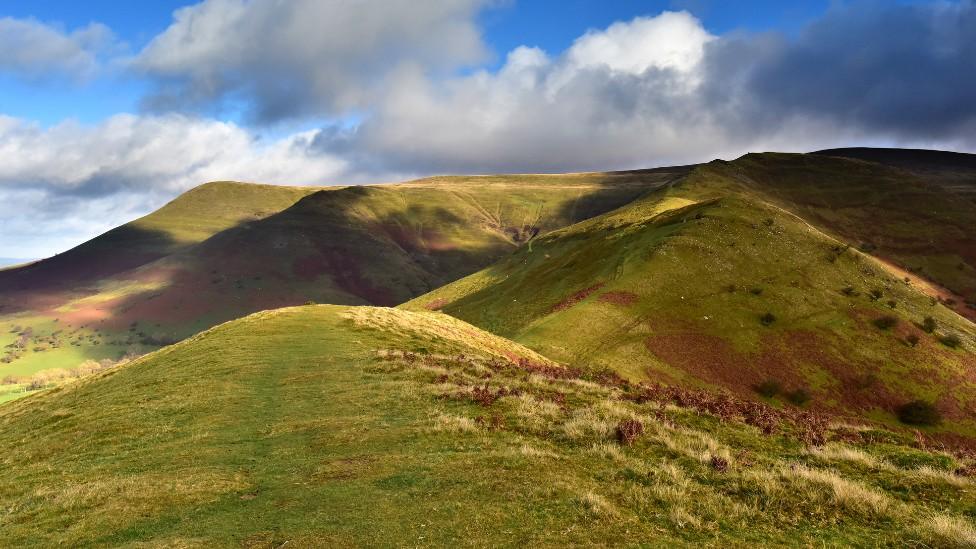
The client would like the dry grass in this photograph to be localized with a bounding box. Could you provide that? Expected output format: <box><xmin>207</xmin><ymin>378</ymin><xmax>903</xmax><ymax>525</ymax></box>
<box><xmin>431</xmin><ymin>413</ymin><xmax>480</xmax><ymax>433</ymax></box>
<box><xmin>580</xmin><ymin>491</ymin><xmax>619</xmax><ymax>518</ymax></box>
<box><xmin>912</xmin><ymin>465</ymin><xmax>969</xmax><ymax>487</ymax></box>
<box><xmin>514</xmin><ymin>443</ymin><xmax>561</xmax><ymax>460</ymax></box>
<box><xmin>923</xmin><ymin>513</ymin><xmax>976</xmax><ymax>548</ymax></box>
<box><xmin>807</xmin><ymin>443</ymin><xmax>890</xmax><ymax>470</ymax></box>
<box><xmin>589</xmin><ymin>442</ymin><xmax>626</xmax><ymax>462</ymax></box>
<box><xmin>780</xmin><ymin>464</ymin><xmax>892</xmax><ymax>517</ymax></box>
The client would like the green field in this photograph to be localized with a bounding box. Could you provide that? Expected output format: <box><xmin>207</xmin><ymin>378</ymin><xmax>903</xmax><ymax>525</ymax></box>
<box><xmin>1</xmin><ymin>305</ymin><xmax>974</xmax><ymax>546</ymax></box>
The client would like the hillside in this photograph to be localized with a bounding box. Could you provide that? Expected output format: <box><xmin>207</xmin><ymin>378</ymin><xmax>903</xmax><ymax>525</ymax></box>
<box><xmin>405</xmin><ymin>154</ymin><xmax>976</xmax><ymax>441</ymax></box>
<box><xmin>0</xmin><ymin>170</ymin><xmax>681</xmax><ymax>382</ymax></box>
<box><xmin>2</xmin><ymin>304</ymin><xmax>976</xmax><ymax>546</ymax></box>
<box><xmin>0</xmin><ymin>181</ymin><xmax>323</xmax><ymax>294</ymax></box>
<box><xmin>733</xmin><ymin>153</ymin><xmax>976</xmax><ymax>309</ymax></box>
<box><xmin>815</xmin><ymin>147</ymin><xmax>976</xmax><ymax>199</ymax></box>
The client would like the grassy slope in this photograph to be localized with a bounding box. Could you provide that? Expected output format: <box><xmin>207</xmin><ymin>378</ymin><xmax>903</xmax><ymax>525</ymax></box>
<box><xmin>405</xmin><ymin>156</ymin><xmax>976</xmax><ymax>439</ymax></box>
<box><xmin>0</xmin><ymin>170</ymin><xmax>679</xmax><ymax>379</ymax></box>
<box><xmin>731</xmin><ymin>153</ymin><xmax>976</xmax><ymax>308</ymax></box>
<box><xmin>0</xmin><ymin>182</ymin><xmax>323</xmax><ymax>382</ymax></box>
<box><xmin>2</xmin><ymin>305</ymin><xmax>976</xmax><ymax>546</ymax></box>
<box><xmin>0</xmin><ymin>181</ymin><xmax>320</xmax><ymax>293</ymax></box>
<box><xmin>815</xmin><ymin>147</ymin><xmax>976</xmax><ymax>199</ymax></box>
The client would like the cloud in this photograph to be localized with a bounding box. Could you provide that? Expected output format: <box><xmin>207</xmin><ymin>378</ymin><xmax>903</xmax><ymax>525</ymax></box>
<box><xmin>313</xmin><ymin>3</ymin><xmax>976</xmax><ymax>173</ymax></box>
<box><xmin>738</xmin><ymin>1</ymin><xmax>976</xmax><ymax>141</ymax></box>
<box><xmin>134</xmin><ymin>0</ymin><xmax>491</xmax><ymax>123</ymax></box>
<box><xmin>314</xmin><ymin>10</ymin><xmax>751</xmax><ymax>173</ymax></box>
<box><xmin>0</xmin><ymin>17</ymin><xmax>117</xmax><ymax>82</ymax></box>
<box><xmin>566</xmin><ymin>11</ymin><xmax>714</xmax><ymax>75</ymax></box>
<box><xmin>0</xmin><ymin>114</ymin><xmax>353</xmax><ymax>257</ymax></box>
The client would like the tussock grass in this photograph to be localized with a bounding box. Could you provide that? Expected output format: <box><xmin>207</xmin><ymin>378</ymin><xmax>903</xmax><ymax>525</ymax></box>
<box><xmin>808</xmin><ymin>443</ymin><xmax>891</xmax><ymax>470</ymax></box>
<box><xmin>778</xmin><ymin>464</ymin><xmax>893</xmax><ymax>518</ymax></box>
<box><xmin>924</xmin><ymin>513</ymin><xmax>976</xmax><ymax>548</ymax></box>
<box><xmin>431</xmin><ymin>413</ymin><xmax>480</xmax><ymax>433</ymax></box>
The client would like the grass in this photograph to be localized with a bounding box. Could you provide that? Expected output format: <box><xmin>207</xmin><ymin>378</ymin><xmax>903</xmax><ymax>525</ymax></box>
<box><xmin>731</xmin><ymin>153</ymin><xmax>976</xmax><ymax>304</ymax></box>
<box><xmin>2</xmin><ymin>305</ymin><xmax>975</xmax><ymax>545</ymax></box>
<box><xmin>403</xmin><ymin>157</ymin><xmax>976</xmax><ymax>437</ymax></box>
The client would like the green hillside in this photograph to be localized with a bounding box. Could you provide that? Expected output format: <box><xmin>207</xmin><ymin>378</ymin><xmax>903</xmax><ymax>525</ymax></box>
<box><xmin>2</xmin><ymin>304</ymin><xmax>975</xmax><ymax>546</ymax></box>
<box><xmin>731</xmin><ymin>153</ymin><xmax>976</xmax><ymax>309</ymax></box>
<box><xmin>0</xmin><ymin>181</ymin><xmax>322</xmax><ymax>294</ymax></box>
<box><xmin>0</xmin><ymin>170</ymin><xmax>680</xmax><ymax>382</ymax></box>
<box><xmin>405</xmin><ymin>155</ymin><xmax>976</xmax><ymax>441</ymax></box>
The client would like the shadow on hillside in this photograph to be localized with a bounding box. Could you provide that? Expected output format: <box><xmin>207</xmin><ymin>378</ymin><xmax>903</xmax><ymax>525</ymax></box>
<box><xmin>552</xmin><ymin>166</ymin><xmax>693</xmax><ymax>225</ymax></box>
<box><xmin>2</xmin><ymin>168</ymin><xmax>699</xmax><ymax>346</ymax></box>
<box><xmin>0</xmin><ymin>225</ymin><xmax>182</xmax><ymax>316</ymax></box>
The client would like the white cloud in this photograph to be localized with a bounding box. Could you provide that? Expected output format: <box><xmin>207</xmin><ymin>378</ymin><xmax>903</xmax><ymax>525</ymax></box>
<box><xmin>318</xmin><ymin>6</ymin><xmax>976</xmax><ymax>174</ymax></box>
<box><xmin>0</xmin><ymin>114</ymin><xmax>351</xmax><ymax>257</ymax></box>
<box><xmin>0</xmin><ymin>17</ymin><xmax>117</xmax><ymax>82</ymax></box>
<box><xmin>566</xmin><ymin>11</ymin><xmax>713</xmax><ymax>75</ymax></box>
<box><xmin>134</xmin><ymin>0</ymin><xmax>491</xmax><ymax>122</ymax></box>
<box><xmin>330</xmin><ymin>11</ymin><xmax>751</xmax><ymax>173</ymax></box>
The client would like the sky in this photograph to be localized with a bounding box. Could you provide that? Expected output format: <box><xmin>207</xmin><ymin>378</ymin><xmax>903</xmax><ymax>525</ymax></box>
<box><xmin>0</xmin><ymin>0</ymin><xmax>974</xmax><ymax>259</ymax></box>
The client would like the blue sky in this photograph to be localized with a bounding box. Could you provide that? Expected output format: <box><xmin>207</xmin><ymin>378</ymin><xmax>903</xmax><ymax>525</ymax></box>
<box><xmin>0</xmin><ymin>0</ymin><xmax>973</xmax><ymax>258</ymax></box>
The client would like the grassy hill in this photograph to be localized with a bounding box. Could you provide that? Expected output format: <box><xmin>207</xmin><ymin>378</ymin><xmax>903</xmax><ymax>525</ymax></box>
<box><xmin>405</xmin><ymin>154</ymin><xmax>976</xmax><ymax>441</ymax></box>
<box><xmin>2</xmin><ymin>304</ymin><xmax>976</xmax><ymax>546</ymax></box>
<box><xmin>0</xmin><ymin>170</ymin><xmax>681</xmax><ymax>382</ymax></box>
<box><xmin>0</xmin><ymin>181</ymin><xmax>323</xmax><ymax>294</ymax></box>
<box><xmin>732</xmin><ymin>153</ymin><xmax>976</xmax><ymax>310</ymax></box>
<box><xmin>816</xmin><ymin>147</ymin><xmax>976</xmax><ymax>199</ymax></box>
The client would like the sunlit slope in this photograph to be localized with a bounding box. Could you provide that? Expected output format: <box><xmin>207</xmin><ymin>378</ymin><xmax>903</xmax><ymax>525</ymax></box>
<box><xmin>0</xmin><ymin>181</ymin><xmax>321</xmax><ymax>294</ymax></box>
<box><xmin>121</xmin><ymin>171</ymin><xmax>675</xmax><ymax>311</ymax></box>
<box><xmin>3</xmin><ymin>304</ymin><xmax>976</xmax><ymax>546</ymax></box>
<box><xmin>405</xmin><ymin>158</ymin><xmax>976</xmax><ymax>435</ymax></box>
<box><xmin>0</xmin><ymin>170</ymin><xmax>681</xmax><ymax>379</ymax></box>
<box><xmin>730</xmin><ymin>153</ymin><xmax>976</xmax><ymax>309</ymax></box>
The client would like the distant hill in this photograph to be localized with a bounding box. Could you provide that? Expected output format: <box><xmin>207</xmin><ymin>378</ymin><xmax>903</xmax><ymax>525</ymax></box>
<box><xmin>0</xmin><ymin>181</ymin><xmax>323</xmax><ymax>292</ymax></box>
<box><xmin>0</xmin><ymin>170</ymin><xmax>683</xmax><ymax>378</ymax></box>
<box><xmin>814</xmin><ymin>147</ymin><xmax>976</xmax><ymax>198</ymax></box>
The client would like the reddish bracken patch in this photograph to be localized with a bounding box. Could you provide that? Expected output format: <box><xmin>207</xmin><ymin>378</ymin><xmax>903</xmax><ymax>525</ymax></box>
<box><xmin>628</xmin><ymin>382</ymin><xmax>830</xmax><ymax>445</ymax></box>
<box><xmin>469</xmin><ymin>383</ymin><xmax>520</xmax><ymax>406</ymax></box>
<box><xmin>643</xmin><ymin>324</ymin><xmax>910</xmax><ymax>417</ymax></box>
<box><xmin>551</xmin><ymin>282</ymin><xmax>606</xmax><ymax>313</ymax></box>
<box><xmin>598</xmin><ymin>291</ymin><xmax>639</xmax><ymax>306</ymax></box>
<box><xmin>644</xmin><ymin>332</ymin><xmax>779</xmax><ymax>391</ymax></box>
<box><xmin>616</xmin><ymin>419</ymin><xmax>645</xmax><ymax>445</ymax></box>
<box><xmin>424</xmin><ymin>298</ymin><xmax>450</xmax><ymax>311</ymax></box>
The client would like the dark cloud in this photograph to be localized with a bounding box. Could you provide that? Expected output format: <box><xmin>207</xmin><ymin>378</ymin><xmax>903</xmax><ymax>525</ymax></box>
<box><xmin>322</xmin><ymin>2</ymin><xmax>976</xmax><ymax>174</ymax></box>
<box><xmin>741</xmin><ymin>1</ymin><xmax>976</xmax><ymax>139</ymax></box>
